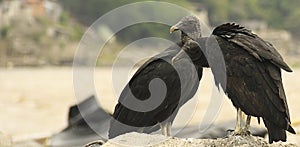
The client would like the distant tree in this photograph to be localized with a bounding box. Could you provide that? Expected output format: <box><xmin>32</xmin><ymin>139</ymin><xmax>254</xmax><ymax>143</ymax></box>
<box><xmin>285</xmin><ymin>10</ymin><xmax>300</xmax><ymax>37</ymax></box>
<box><xmin>0</xmin><ymin>26</ymin><xmax>10</xmax><ymax>39</ymax></box>
<box><xmin>59</xmin><ymin>0</ymin><xmax>192</xmax><ymax>43</ymax></box>
<box><xmin>196</xmin><ymin>0</ymin><xmax>229</xmax><ymax>25</ymax></box>
<box><xmin>60</xmin><ymin>0</ymin><xmax>300</xmax><ymax>38</ymax></box>
<box><xmin>193</xmin><ymin>0</ymin><xmax>300</xmax><ymax>38</ymax></box>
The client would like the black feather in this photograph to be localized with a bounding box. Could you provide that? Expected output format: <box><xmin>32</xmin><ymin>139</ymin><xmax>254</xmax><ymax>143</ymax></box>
<box><xmin>179</xmin><ymin>21</ymin><xmax>294</xmax><ymax>143</ymax></box>
<box><xmin>109</xmin><ymin>41</ymin><xmax>204</xmax><ymax>138</ymax></box>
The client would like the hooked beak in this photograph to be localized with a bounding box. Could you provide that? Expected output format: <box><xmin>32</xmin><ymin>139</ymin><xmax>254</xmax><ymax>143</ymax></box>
<box><xmin>171</xmin><ymin>49</ymin><xmax>188</xmax><ymax>65</ymax></box>
<box><xmin>170</xmin><ymin>20</ymin><xmax>183</xmax><ymax>33</ymax></box>
<box><xmin>170</xmin><ymin>26</ymin><xmax>179</xmax><ymax>34</ymax></box>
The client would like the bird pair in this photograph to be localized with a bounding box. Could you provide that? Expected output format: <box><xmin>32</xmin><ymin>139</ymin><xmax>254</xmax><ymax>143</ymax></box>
<box><xmin>109</xmin><ymin>15</ymin><xmax>295</xmax><ymax>144</ymax></box>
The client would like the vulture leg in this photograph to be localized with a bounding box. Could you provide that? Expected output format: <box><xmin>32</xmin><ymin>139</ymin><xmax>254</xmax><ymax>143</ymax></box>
<box><xmin>234</xmin><ymin>108</ymin><xmax>243</xmax><ymax>135</ymax></box>
<box><xmin>233</xmin><ymin>109</ymin><xmax>251</xmax><ymax>135</ymax></box>
<box><xmin>160</xmin><ymin>121</ymin><xmax>172</xmax><ymax>136</ymax></box>
<box><xmin>244</xmin><ymin>115</ymin><xmax>251</xmax><ymax>133</ymax></box>
<box><xmin>159</xmin><ymin>123</ymin><xmax>165</xmax><ymax>135</ymax></box>
<box><xmin>166</xmin><ymin>122</ymin><xmax>172</xmax><ymax>136</ymax></box>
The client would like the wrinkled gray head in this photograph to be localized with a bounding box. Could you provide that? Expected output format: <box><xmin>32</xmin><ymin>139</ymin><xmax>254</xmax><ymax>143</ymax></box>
<box><xmin>170</xmin><ymin>15</ymin><xmax>201</xmax><ymax>40</ymax></box>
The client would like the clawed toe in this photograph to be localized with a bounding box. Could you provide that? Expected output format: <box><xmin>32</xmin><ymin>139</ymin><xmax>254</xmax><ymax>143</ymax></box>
<box><xmin>230</xmin><ymin>129</ymin><xmax>251</xmax><ymax>136</ymax></box>
<box><xmin>226</xmin><ymin>129</ymin><xmax>234</xmax><ymax>133</ymax></box>
<box><xmin>226</xmin><ymin>127</ymin><xmax>251</xmax><ymax>136</ymax></box>
<box><xmin>242</xmin><ymin>128</ymin><xmax>251</xmax><ymax>135</ymax></box>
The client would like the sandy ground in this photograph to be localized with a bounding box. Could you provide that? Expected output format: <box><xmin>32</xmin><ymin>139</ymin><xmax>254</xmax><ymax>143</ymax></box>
<box><xmin>0</xmin><ymin>67</ymin><xmax>299</xmax><ymax>144</ymax></box>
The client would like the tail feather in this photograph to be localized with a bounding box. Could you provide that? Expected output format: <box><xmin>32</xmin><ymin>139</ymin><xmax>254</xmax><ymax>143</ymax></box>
<box><xmin>108</xmin><ymin>119</ymin><xmax>140</xmax><ymax>139</ymax></box>
<box><xmin>287</xmin><ymin>125</ymin><xmax>296</xmax><ymax>134</ymax></box>
<box><xmin>108</xmin><ymin>119</ymin><xmax>159</xmax><ymax>139</ymax></box>
<box><xmin>263</xmin><ymin>119</ymin><xmax>286</xmax><ymax>143</ymax></box>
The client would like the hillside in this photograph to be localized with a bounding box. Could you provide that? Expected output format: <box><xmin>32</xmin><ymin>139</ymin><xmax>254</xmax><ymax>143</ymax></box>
<box><xmin>0</xmin><ymin>0</ymin><xmax>299</xmax><ymax>67</ymax></box>
<box><xmin>0</xmin><ymin>0</ymin><xmax>84</xmax><ymax>67</ymax></box>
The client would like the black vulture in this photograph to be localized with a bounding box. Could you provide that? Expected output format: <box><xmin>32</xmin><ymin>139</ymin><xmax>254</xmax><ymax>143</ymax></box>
<box><xmin>171</xmin><ymin>18</ymin><xmax>296</xmax><ymax>143</ymax></box>
<box><xmin>109</xmin><ymin>16</ymin><xmax>208</xmax><ymax>138</ymax></box>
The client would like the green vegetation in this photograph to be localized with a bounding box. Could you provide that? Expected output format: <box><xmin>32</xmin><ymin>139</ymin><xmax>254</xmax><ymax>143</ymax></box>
<box><xmin>61</xmin><ymin>0</ymin><xmax>300</xmax><ymax>38</ymax></box>
<box><xmin>0</xmin><ymin>0</ymin><xmax>298</xmax><ymax>66</ymax></box>
<box><xmin>194</xmin><ymin>0</ymin><xmax>300</xmax><ymax>37</ymax></box>
<box><xmin>0</xmin><ymin>8</ymin><xmax>85</xmax><ymax>66</ymax></box>
<box><xmin>60</xmin><ymin>0</ymin><xmax>191</xmax><ymax>25</ymax></box>
<box><xmin>0</xmin><ymin>26</ymin><xmax>11</xmax><ymax>39</ymax></box>
<box><xmin>59</xmin><ymin>11</ymin><xmax>69</xmax><ymax>26</ymax></box>
<box><xmin>59</xmin><ymin>0</ymin><xmax>192</xmax><ymax>43</ymax></box>
<box><xmin>69</xmin><ymin>23</ymin><xmax>84</xmax><ymax>41</ymax></box>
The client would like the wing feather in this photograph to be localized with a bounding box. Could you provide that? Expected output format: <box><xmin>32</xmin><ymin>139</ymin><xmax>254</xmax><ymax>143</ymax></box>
<box><xmin>213</xmin><ymin>23</ymin><xmax>292</xmax><ymax>72</ymax></box>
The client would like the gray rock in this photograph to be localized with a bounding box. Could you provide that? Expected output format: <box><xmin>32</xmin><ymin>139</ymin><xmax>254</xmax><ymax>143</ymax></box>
<box><xmin>93</xmin><ymin>132</ymin><xmax>297</xmax><ymax>147</ymax></box>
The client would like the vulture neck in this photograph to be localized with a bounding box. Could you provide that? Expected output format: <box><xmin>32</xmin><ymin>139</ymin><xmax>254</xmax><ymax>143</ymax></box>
<box><xmin>181</xmin><ymin>32</ymin><xmax>189</xmax><ymax>44</ymax></box>
<box><xmin>181</xmin><ymin>33</ymin><xmax>209</xmax><ymax>67</ymax></box>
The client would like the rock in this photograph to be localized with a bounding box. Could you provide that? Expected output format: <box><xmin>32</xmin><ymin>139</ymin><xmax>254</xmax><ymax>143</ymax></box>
<box><xmin>86</xmin><ymin>132</ymin><xmax>297</xmax><ymax>147</ymax></box>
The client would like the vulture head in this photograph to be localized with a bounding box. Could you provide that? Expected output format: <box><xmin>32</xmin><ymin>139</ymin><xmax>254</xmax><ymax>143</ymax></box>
<box><xmin>170</xmin><ymin>15</ymin><xmax>201</xmax><ymax>41</ymax></box>
<box><xmin>170</xmin><ymin>15</ymin><xmax>204</xmax><ymax>64</ymax></box>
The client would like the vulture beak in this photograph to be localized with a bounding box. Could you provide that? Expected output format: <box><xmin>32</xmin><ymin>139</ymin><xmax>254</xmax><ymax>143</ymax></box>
<box><xmin>170</xmin><ymin>26</ymin><xmax>179</xmax><ymax>34</ymax></box>
<box><xmin>171</xmin><ymin>49</ymin><xmax>188</xmax><ymax>65</ymax></box>
<box><xmin>170</xmin><ymin>21</ymin><xmax>183</xmax><ymax>33</ymax></box>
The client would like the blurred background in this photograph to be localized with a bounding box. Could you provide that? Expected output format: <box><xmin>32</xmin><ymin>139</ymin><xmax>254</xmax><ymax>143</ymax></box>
<box><xmin>0</xmin><ymin>0</ymin><xmax>299</xmax><ymax>146</ymax></box>
<box><xmin>1</xmin><ymin>0</ymin><xmax>300</xmax><ymax>66</ymax></box>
